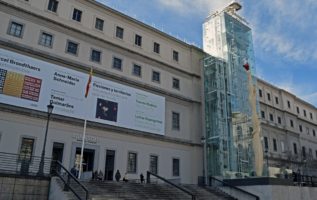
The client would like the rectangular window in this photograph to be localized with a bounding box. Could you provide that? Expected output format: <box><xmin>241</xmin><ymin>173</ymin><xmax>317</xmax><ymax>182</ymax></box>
<box><xmin>132</xmin><ymin>64</ymin><xmax>141</xmax><ymax>77</ymax></box>
<box><xmin>302</xmin><ymin>146</ymin><xmax>306</xmax><ymax>159</ymax></box>
<box><xmin>259</xmin><ymin>89</ymin><xmax>262</xmax><ymax>97</ymax></box>
<box><xmin>269</xmin><ymin>113</ymin><xmax>274</xmax><ymax>122</ymax></box>
<box><xmin>95</xmin><ymin>18</ymin><xmax>104</xmax><ymax>31</ymax></box>
<box><xmin>127</xmin><ymin>152</ymin><xmax>137</xmax><ymax>173</ymax></box>
<box><xmin>310</xmin><ymin>113</ymin><xmax>313</xmax><ymax>120</ymax></box>
<box><xmin>90</xmin><ymin>49</ymin><xmax>101</xmax><ymax>63</ymax></box>
<box><xmin>152</xmin><ymin>71</ymin><xmax>160</xmax><ymax>83</ymax></box>
<box><xmin>173</xmin><ymin>50</ymin><xmax>179</xmax><ymax>62</ymax></box>
<box><xmin>47</xmin><ymin>0</ymin><xmax>58</xmax><ymax>12</ymax></box>
<box><xmin>135</xmin><ymin>34</ymin><xmax>142</xmax><ymax>46</ymax></box>
<box><xmin>273</xmin><ymin>139</ymin><xmax>277</xmax><ymax>151</ymax></box>
<box><xmin>172</xmin><ymin>158</ymin><xmax>180</xmax><ymax>176</ymax></box>
<box><xmin>313</xmin><ymin>129</ymin><xmax>316</xmax><ymax>137</ymax></box>
<box><xmin>267</xmin><ymin>93</ymin><xmax>271</xmax><ymax>101</ymax></box>
<box><xmin>261</xmin><ymin>111</ymin><xmax>265</xmax><ymax>119</ymax></box>
<box><xmin>290</xmin><ymin>119</ymin><xmax>294</xmax><ymax>127</ymax></box>
<box><xmin>153</xmin><ymin>42</ymin><xmax>160</xmax><ymax>54</ymax></box>
<box><xmin>299</xmin><ymin>125</ymin><xmax>302</xmax><ymax>132</ymax></box>
<box><xmin>309</xmin><ymin>148</ymin><xmax>312</xmax><ymax>158</ymax></box>
<box><xmin>72</xmin><ymin>8</ymin><xmax>82</xmax><ymax>22</ymax></box>
<box><xmin>19</xmin><ymin>138</ymin><xmax>34</xmax><ymax>161</ymax></box>
<box><xmin>264</xmin><ymin>137</ymin><xmax>269</xmax><ymax>150</ymax></box>
<box><xmin>297</xmin><ymin>107</ymin><xmax>300</xmax><ymax>114</ymax></box>
<box><xmin>39</xmin><ymin>32</ymin><xmax>53</xmax><ymax>47</ymax></box>
<box><xmin>172</xmin><ymin>78</ymin><xmax>180</xmax><ymax>90</ymax></box>
<box><xmin>281</xmin><ymin>141</ymin><xmax>285</xmax><ymax>152</ymax></box>
<box><xmin>8</xmin><ymin>21</ymin><xmax>24</xmax><ymax>38</ymax></box>
<box><xmin>112</xmin><ymin>57</ymin><xmax>122</xmax><ymax>70</ymax></box>
<box><xmin>278</xmin><ymin>116</ymin><xmax>281</xmax><ymax>124</ymax></box>
<box><xmin>66</xmin><ymin>41</ymin><xmax>78</xmax><ymax>55</ymax></box>
<box><xmin>172</xmin><ymin>112</ymin><xmax>180</xmax><ymax>130</ymax></box>
<box><xmin>275</xmin><ymin>97</ymin><xmax>279</xmax><ymax>104</ymax></box>
<box><xmin>303</xmin><ymin>110</ymin><xmax>307</xmax><ymax>117</ymax></box>
<box><xmin>149</xmin><ymin>155</ymin><xmax>158</xmax><ymax>174</ymax></box>
<box><xmin>306</xmin><ymin>127</ymin><xmax>310</xmax><ymax>135</ymax></box>
<box><xmin>116</xmin><ymin>26</ymin><xmax>124</xmax><ymax>39</ymax></box>
<box><xmin>293</xmin><ymin>143</ymin><xmax>297</xmax><ymax>155</ymax></box>
<box><xmin>316</xmin><ymin>150</ymin><xmax>317</xmax><ymax>159</ymax></box>
<box><xmin>287</xmin><ymin>101</ymin><xmax>291</xmax><ymax>109</ymax></box>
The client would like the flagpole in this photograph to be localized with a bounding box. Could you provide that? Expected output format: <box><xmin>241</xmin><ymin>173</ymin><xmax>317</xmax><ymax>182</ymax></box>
<box><xmin>78</xmin><ymin>119</ymin><xmax>87</xmax><ymax>179</ymax></box>
<box><xmin>78</xmin><ymin>67</ymin><xmax>93</xmax><ymax>179</ymax></box>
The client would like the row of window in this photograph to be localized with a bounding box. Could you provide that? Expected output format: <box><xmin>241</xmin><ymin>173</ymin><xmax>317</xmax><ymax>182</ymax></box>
<box><xmin>261</xmin><ymin>110</ymin><xmax>316</xmax><ymax>137</ymax></box>
<box><xmin>18</xmin><ymin>137</ymin><xmax>180</xmax><ymax>176</ymax></box>
<box><xmin>45</xmin><ymin>0</ymin><xmax>180</xmax><ymax>62</ymax></box>
<box><xmin>263</xmin><ymin>136</ymin><xmax>317</xmax><ymax>160</ymax></box>
<box><xmin>127</xmin><ymin>152</ymin><xmax>180</xmax><ymax>176</ymax></box>
<box><xmin>259</xmin><ymin>88</ymin><xmax>315</xmax><ymax>121</ymax></box>
<box><xmin>7</xmin><ymin>21</ymin><xmax>181</xmax><ymax>90</ymax></box>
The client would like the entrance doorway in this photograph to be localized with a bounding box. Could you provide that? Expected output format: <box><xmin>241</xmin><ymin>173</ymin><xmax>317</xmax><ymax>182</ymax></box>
<box><xmin>104</xmin><ymin>150</ymin><xmax>115</xmax><ymax>181</ymax></box>
<box><xmin>51</xmin><ymin>142</ymin><xmax>64</xmax><ymax>173</ymax></box>
<box><xmin>75</xmin><ymin>148</ymin><xmax>95</xmax><ymax>172</ymax></box>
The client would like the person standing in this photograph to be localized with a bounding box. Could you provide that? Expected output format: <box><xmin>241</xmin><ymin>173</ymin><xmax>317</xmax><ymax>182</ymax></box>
<box><xmin>115</xmin><ymin>170</ymin><xmax>121</xmax><ymax>182</ymax></box>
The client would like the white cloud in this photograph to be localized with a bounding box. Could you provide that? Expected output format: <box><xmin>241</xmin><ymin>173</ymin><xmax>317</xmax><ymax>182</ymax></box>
<box><xmin>156</xmin><ymin>0</ymin><xmax>233</xmax><ymax>15</ymax></box>
<box><xmin>248</xmin><ymin>0</ymin><xmax>317</xmax><ymax>64</ymax></box>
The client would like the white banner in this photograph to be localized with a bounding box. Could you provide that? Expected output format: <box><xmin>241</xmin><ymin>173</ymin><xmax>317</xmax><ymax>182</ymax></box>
<box><xmin>0</xmin><ymin>48</ymin><xmax>165</xmax><ymax>135</ymax></box>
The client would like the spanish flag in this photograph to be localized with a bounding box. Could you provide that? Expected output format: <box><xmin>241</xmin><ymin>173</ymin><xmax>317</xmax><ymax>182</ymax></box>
<box><xmin>84</xmin><ymin>67</ymin><xmax>93</xmax><ymax>98</ymax></box>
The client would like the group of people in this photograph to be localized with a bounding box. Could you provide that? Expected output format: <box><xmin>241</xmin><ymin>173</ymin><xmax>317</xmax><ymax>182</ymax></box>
<box><xmin>115</xmin><ymin>170</ymin><xmax>145</xmax><ymax>183</ymax></box>
<box><xmin>70</xmin><ymin>165</ymin><xmax>145</xmax><ymax>183</ymax></box>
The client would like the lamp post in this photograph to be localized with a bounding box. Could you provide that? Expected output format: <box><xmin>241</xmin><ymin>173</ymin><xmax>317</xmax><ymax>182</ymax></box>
<box><xmin>38</xmin><ymin>101</ymin><xmax>54</xmax><ymax>176</ymax></box>
<box><xmin>265</xmin><ymin>148</ymin><xmax>269</xmax><ymax>176</ymax></box>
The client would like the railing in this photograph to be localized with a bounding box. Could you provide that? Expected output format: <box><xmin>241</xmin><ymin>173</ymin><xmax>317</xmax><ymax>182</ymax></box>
<box><xmin>146</xmin><ymin>171</ymin><xmax>196</xmax><ymax>200</ymax></box>
<box><xmin>209</xmin><ymin>176</ymin><xmax>260</xmax><ymax>200</ymax></box>
<box><xmin>52</xmin><ymin>160</ymin><xmax>89</xmax><ymax>200</ymax></box>
<box><xmin>292</xmin><ymin>174</ymin><xmax>317</xmax><ymax>186</ymax></box>
<box><xmin>0</xmin><ymin>152</ymin><xmax>51</xmax><ymax>177</ymax></box>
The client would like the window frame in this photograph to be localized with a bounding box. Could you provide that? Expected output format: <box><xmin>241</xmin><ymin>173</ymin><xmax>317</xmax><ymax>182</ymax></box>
<box><xmin>90</xmin><ymin>49</ymin><xmax>102</xmax><ymax>63</ymax></box>
<box><xmin>127</xmin><ymin>151</ymin><xmax>137</xmax><ymax>174</ymax></box>
<box><xmin>115</xmin><ymin>26</ymin><xmax>124</xmax><ymax>39</ymax></box>
<box><xmin>172</xmin><ymin>78</ymin><xmax>180</xmax><ymax>90</ymax></box>
<box><xmin>38</xmin><ymin>31</ymin><xmax>54</xmax><ymax>48</ymax></box>
<box><xmin>258</xmin><ymin>89</ymin><xmax>262</xmax><ymax>97</ymax></box>
<box><xmin>172</xmin><ymin>158</ymin><xmax>180</xmax><ymax>177</ymax></box>
<box><xmin>152</xmin><ymin>70</ymin><xmax>160</xmax><ymax>83</ymax></box>
<box><xmin>273</xmin><ymin>138</ymin><xmax>277</xmax><ymax>152</ymax></box>
<box><xmin>18</xmin><ymin>137</ymin><xmax>35</xmax><ymax>162</ymax></box>
<box><xmin>7</xmin><ymin>21</ymin><xmax>24</xmax><ymax>38</ymax></box>
<box><xmin>264</xmin><ymin>136</ymin><xmax>269</xmax><ymax>150</ymax></box>
<box><xmin>95</xmin><ymin>17</ymin><xmax>104</xmax><ymax>31</ymax></box>
<box><xmin>172</xmin><ymin>111</ymin><xmax>180</xmax><ymax>130</ymax></box>
<box><xmin>134</xmin><ymin>34</ymin><xmax>142</xmax><ymax>47</ymax></box>
<box><xmin>293</xmin><ymin>143</ymin><xmax>297</xmax><ymax>155</ymax></box>
<box><xmin>72</xmin><ymin>8</ymin><xmax>82</xmax><ymax>22</ymax></box>
<box><xmin>132</xmin><ymin>64</ymin><xmax>142</xmax><ymax>77</ymax></box>
<box><xmin>149</xmin><ymin>155</ymin><xmax>158</xmax><ymax>174</ymax></box>
<box><xmin>47</xmin><ymin>0</ymin><xmax>59</xmax><ymax>13</ymax></box>
<box><xmin>112</xmin><ymin>57</ymin><xmax>123</xmax><ymax>71</ymax></box>
<box><xmin>172</xmin><ymin>50</ymin><xmax>179</xmax><ymax>62</ymax></box>
<box><xmin>153</xmin><ymin>42</ymin><xmax>160</xmax><ymax>54</ymax></box>
<box><xmin>65</xmin><ymin>40</ymin><xmax>79</xmax><ymax>56</ymax></box>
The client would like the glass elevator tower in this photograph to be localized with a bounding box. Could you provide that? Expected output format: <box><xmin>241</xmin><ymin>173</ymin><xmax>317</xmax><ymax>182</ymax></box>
<box><xmin>203</xmin><ymin>2</ymin><xmax>259</xmax><ymax>178</ymax></box>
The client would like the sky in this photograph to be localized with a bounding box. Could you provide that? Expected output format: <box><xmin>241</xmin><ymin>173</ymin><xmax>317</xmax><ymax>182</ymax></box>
<box><xmin>96</xmin><ymin>0</ymin><xmax>317</xmax><ymax>107</ymax></box>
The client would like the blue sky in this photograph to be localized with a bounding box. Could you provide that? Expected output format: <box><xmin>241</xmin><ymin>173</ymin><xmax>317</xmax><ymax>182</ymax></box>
<box><xmin>97</xmin><ymin>0</ymin><xmax>317</xmax><ymax>107</ymax></box>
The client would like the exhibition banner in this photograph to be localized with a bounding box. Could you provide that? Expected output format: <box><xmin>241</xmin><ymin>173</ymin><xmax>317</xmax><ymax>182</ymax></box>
<box><xmin>0</xmin><ymin>48</ymin><xmax>165</xmax><ymax>135</ymax></box>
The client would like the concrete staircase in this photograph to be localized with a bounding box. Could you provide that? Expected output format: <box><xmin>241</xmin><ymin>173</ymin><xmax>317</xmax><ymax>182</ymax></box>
<box><xmin>67</xmin><ymin>180</ymin><xmax>236</xmax><ymax>200</ymax></box>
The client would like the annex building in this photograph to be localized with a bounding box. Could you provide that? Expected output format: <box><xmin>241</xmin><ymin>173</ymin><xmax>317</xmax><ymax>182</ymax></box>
<box><xmin>0</xmin><ymin>0</ymin><xmax>316</xmax><ymax>188</ymax></box>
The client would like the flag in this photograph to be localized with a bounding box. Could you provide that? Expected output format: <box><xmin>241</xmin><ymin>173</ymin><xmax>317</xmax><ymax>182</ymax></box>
<box><xmin>85</xmin><ymin>67</ymin><xmax>93</xmax><ymax>98</ymax></box>
<box><xmin>243</xmin><ymin>62</ymin><xmax>250</xmax><ymax>71</ymax></box>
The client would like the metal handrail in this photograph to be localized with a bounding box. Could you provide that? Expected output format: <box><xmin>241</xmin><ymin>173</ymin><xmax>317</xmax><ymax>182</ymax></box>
<box><xmin>146</xmin><ymin>171</ymin><xmax>196</xmax><ymax>200</ymax></box>
<box><xmin>209</xmin><ymin>176</ymin><xmax>260</xmax><ymax>200</ymax></box>
<box><xmin>53</xmin><ymin>160</ymin><xmax>89</xmax><ymax>200</ymax></box>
